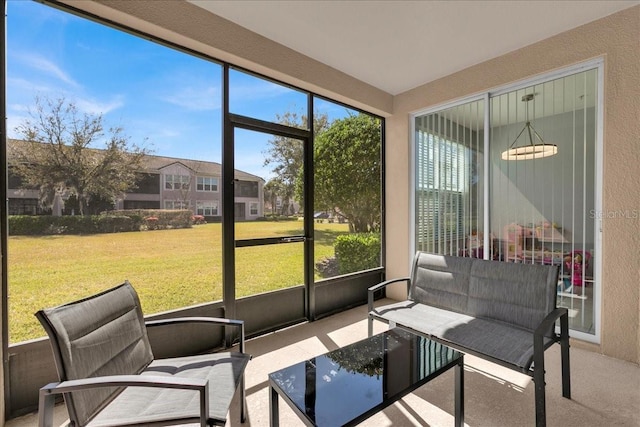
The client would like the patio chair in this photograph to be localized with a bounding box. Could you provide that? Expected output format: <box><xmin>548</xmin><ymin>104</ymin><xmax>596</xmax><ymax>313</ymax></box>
<box><xmin>35</xmin><ymin>281</ymin><xmax>250</xmax><ymax>427</ymax></box>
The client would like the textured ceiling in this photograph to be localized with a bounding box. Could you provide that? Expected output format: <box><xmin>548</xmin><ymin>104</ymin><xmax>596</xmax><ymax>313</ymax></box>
<box><xmin>190</xmin><ymin>0</ymin><xmax>638</xmax><ymax>95</ymax></box>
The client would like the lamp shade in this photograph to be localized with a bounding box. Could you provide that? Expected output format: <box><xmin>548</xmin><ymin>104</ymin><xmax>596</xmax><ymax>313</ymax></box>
<box><xmin>501</xmin><ymin>142</ymin><xmax>558</xmax><ymax>160</ymax></box>
<box><xmin>501</xmin><ymin>93</ymin><xmax>558</xmax><ymax>161</ymax></box>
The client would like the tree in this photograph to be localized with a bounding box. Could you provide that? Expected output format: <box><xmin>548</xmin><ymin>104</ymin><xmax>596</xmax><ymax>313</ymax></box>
<box><xmin>310</xmin><ymin>113</ymin><xmax>381</xmax><ymax>232</ymax></box>
<box><xmin>10</xmin><ymin>96</ymin><xmax>151</xmax><ymax>216</ymax></box>
<box><xmin>263</xmin><ymin>179</ymin><xmax>283</xmax><ymax>215</ymax></box>
<box><xmin>263</xmin><ymin>111</ymin><xmax>329</xmax><ymax>215</ymax></box>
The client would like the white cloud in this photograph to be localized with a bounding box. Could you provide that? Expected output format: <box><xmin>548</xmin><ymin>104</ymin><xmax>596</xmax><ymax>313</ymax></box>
<box><xmin>230</xmin><ymin>80</ymin><xmax>291</xmax><ymax>102</ymax></box>
<box><xmin>75</xmin><ymin>95</ymin><xmax>125</xmax><ymax>116</ymax></box>
<box><xmin>8</xmin><ymin>103</ymin><xmax>31</xmax><ymax>113</ymax></box>
<box><xmin>15</xmin><ymin>53</ymin><xmax>80</xmax><ymax>88</ymax></box>
<box><xmin>6</xmin><ymin>77</ymin><xmax>54</xmax><ymax>94</ymax></box>
<box><xmin>161</xmin><ymin>85</ymin><xmax>220</xmax><ymax>111</ymax></box>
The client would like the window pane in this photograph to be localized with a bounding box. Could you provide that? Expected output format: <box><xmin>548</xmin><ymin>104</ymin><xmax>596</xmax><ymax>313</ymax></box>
<box><xmin>235</xmin><ymin>243</ymin><xmax>304</xmax><ymax>298</ymax></box>
<box><xmin>313</xmin><ymin>99</ymin><xmax>382</xmax><ymax>279</ymax></box>
<box><xmin>414</xmin><ymin>99</ymin><xmax>485</xmax><ymax>258</ymax></box>
<box><xmin>229</xmin><ymin>68</ymin><xmax>308</xmax><ymax>128</ymax></box>
<box><xmin>6</xmin><ymin>1</ymin><xmax>223</xmax><ymax>343</ymax></box>
<box><xmin>234</xmin><ymin>127</ymin><xmax>302</xmax><ymax>235</ymax></box>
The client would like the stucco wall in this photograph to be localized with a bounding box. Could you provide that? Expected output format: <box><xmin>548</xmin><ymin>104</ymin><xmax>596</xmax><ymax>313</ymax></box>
<box><xmin>389</xmin><ymin>6</ymin><xmax>640</xmax><ymax>363</ymax></box>
<box><xmin>37</xmin><ymin>1</ymin><xmax>640</xmax><ymax>365</ymax></box>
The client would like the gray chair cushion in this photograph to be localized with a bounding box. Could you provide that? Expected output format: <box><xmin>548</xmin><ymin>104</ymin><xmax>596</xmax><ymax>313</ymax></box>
<box><xmin>468</xmin><ymin>258</ymin><xmax>558</xmax><ymax>332</ymax></box>
<box><xmin>407</xmin><ymin>253</ymin><xmax>558</xmax><ymax>332</ymax></box>
<box><xmin>88</xmin><ymin>352</ymin><xmax>251</xmax><ymax>426</ymax></box>
<box><xmin>409</xmin><ymin>252</ymin><xmax>472</xmax><ymax>313</ymax></box>
<box><xmin>36</xmin><ymin>282</ymin><xmax>153</xmax><ymax>426</ymax></box>
<box><xmin>370</xmin><ymin>300</ymin><xmax>552</xmax><ymax>369</ymax></box>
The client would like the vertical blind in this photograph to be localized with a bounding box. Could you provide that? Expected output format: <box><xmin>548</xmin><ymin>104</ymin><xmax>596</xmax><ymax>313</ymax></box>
<box><xmin>414</xmin><ymin>67</ymin><xmax>598</xmax><ymax>336</ymax></box>
<box><xmin>414</xmin><ymin>100</ymin><xmax>484</xmax><ymax>257</ymax></box>
<box><xmin>490</xmin><ymin>69</ymin><xmax>597</xmax><ymax>335</ymax></box>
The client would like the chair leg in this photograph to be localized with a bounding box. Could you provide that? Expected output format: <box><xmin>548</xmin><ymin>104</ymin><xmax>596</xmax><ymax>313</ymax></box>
<box><xmin>368</xmin><ymin>316</ymin><xmax>373</xmax><ymax>337</ymax></box>
<box><xmin>240</xmin><ymin>374</ymin><xmax>247</xmax><ymax>423</ymax></box>
<box><xmin>533</xmin><ymin>333</ymin><xmax>546</xmax><ymax>427</ymax></box>
<box><xmin>533</xmin><ymin>365</ymin><xmax>546</xmax><ymax>427</ymax></box>
<box><xmin>38</xmin><ymin>389</ymin><xmax>55</xmax><ymax>427</ymax></box>
<box><xmin>560</xmin><ymin>314</ymin><xmax>571</xmax><ymax>399</ymax></box>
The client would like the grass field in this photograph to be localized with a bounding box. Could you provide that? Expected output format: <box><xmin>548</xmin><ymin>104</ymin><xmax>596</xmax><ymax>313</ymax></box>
<box><xmin>8</xmin><ymin>221</ymin><xmax>349</xmax><ymax>343</ymax></box>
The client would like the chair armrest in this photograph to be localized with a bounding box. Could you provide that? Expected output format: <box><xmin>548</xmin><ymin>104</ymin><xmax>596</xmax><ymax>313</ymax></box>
<box><xmin>146</xmin><ymin>316</ymin><xmax>246</xmax><ymax>353</ymax></box>
<box><xmin>534</xmin><ymin>307</ymin><xmax>569</xmax><ymax>339</ymax></box>
<box><xmin>368</xmin><ymin>277</ymin><xmax>411</xmax><ymax>313</ymax></box>
<box><xmin>39</xmin><ymin>375</ymin><xmax>209</xmax><ymax>427</ymax></box>
<box><xmin>41</xmin><ymin>374</ymin><xmax>208</xmax><ymax>393</ymax></box>
<box><xmin>532</xmin><ymin>307</ymin><xmax>569</xmax><ymax>373</ymax></box>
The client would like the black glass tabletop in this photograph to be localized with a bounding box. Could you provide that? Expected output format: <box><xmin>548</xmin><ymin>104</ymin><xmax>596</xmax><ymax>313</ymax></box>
<box><xmin>268</xmin><ymin>328</ymin><xmax>463</xmax><ymax>426</ymax></box>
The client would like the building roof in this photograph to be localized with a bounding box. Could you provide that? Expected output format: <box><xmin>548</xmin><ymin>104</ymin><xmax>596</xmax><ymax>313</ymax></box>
<box><xmin>7</xmin><ymin>139</ymin><xmax>264</xmax><ymax>182</ymax></box>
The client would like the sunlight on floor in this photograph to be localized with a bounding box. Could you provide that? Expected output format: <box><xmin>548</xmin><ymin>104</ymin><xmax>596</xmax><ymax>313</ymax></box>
<box><xmin>461</xmin><ymin>354</ymin><xmax>531</xmax><ymax>390</ymax></box>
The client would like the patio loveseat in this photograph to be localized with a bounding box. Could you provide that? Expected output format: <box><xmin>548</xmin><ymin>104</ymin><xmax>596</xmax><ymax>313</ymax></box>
<box><xmin>368</xmin><ymin>252</ymin><xmax>571</xmax><ymax>427</ymax></box>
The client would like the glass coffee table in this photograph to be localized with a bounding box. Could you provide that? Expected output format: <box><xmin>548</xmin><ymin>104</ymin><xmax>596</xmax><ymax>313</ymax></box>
<box><xmin>268</xmin><ymin>328</ymin><xmax>464</xmax><ymax>426</ymax></box>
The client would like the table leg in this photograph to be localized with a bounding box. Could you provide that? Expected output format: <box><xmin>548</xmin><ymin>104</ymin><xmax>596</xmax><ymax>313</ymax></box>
<box><xmin>455</xmin><ymin>357</ymin><xmax>464</xmax><ymax>427</ymax></box>
<box><xmin>269</xmin><ymin>384</ymin><xmax>279</xmax><ymax>427</ymax></box>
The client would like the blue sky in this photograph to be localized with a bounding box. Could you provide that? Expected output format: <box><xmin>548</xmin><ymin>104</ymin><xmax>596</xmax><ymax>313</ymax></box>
<box><xmin>6</xmin><ymin>0</ymin><xmax>352</xmax><ymax>180</ymax></box>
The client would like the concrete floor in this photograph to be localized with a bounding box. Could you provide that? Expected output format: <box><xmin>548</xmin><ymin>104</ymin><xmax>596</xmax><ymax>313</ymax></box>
<box><xmin>8</xmin><ymin>300</ymin><xmax>639</xmax><ymax>427</ymax></box>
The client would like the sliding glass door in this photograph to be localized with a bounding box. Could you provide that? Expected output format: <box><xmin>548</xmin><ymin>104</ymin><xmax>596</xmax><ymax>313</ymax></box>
<box><xmin>490</xmin><ymin>69</ymin><xmax>599</xmax><ymax>336</ymax></box>
<box><xmin>413</xmin><ymin>63</ymin><xmax>602</xmax><ymax>341</ymax></box>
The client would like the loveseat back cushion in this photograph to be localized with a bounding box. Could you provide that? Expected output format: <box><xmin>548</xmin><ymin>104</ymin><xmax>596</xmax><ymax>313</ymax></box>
<box><xmin>467</xmin><ymin>258</ymin><xmax>559</xmax><ymax>331</ymax></box>
<box><xmin>409</xmin><ymin>252</ymin><xmax>473</xmax><ymax>313</ymax></box>
<box><xmin>36</xmin><ymin>281</ymin><xmax>154</xmax><ymax>427</ymax></box>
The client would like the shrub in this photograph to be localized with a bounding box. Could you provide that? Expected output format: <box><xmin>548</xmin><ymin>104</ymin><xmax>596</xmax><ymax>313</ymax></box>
<box><xmin>316</xmin><ymin>256</ymin><xmax>339</xmax><ymax>278</ymax></box>
<box><xmin>109</xmin><ymin>209</ymin><xmax>192</xmax><ymax>229</ymax></box>
<box><xmin>334</xmin><ymin>233</ymin><xmax>381</xmax><ymax>275</ymax></box>
<box><xmin>94</xmin><ymin>215</ymin><xmax>137</xmax><ymax>233</ymax></box>
<box><xmin>54</xmin><ymin>215</ymin><xmax>96</xmax><ymax>234</ymax></box>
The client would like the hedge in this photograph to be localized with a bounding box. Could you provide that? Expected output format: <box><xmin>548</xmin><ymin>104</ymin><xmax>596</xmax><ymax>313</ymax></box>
<box><xmin>8</xmin><ymin>214</ymin><xmax>141</xmax><ymax>235</ymax></box>
<box><xmin>334</xmin><ymin>233</ymin><xmax>381</xmax><ymax>275</ymax></box>
<box><xmin>7</xmin><ymin>210</ymin><xmax>193</xmax><ymax>235</ymax></box>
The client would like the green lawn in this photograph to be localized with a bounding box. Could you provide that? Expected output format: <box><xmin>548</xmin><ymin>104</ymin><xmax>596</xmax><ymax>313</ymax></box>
<box><xmin>8</xmin><ymin>221</ymin><xmax>349</xmax><ymax>343</ymax></box>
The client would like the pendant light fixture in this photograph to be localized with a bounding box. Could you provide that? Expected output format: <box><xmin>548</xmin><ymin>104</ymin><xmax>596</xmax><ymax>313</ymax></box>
<box><xmin>501</xmin><ymin>93</ymin><xmax>557</xmax><ymax>160</ymax></box>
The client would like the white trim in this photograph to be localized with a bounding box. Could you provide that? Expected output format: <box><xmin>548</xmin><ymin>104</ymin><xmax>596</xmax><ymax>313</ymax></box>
<box><xmin>411</xmin><ymin>58</ymin><xmax>604</xmax><ymax>118</ymax></box>
<box><xmin>409</xmin><ymin>115</ymin><xmax>417</xmax><ymax>267</ymax></box>
<box><xmin>566</xmin><ymin>59</ymin><xmax>604</xmax><ymax>344</ymax></box>
<box><xmin>488</xmin><ymin>58</ymin><xmax>604</xmax><ymax>97</ymax></box>
<box><xmin>411</xmin><ymin>93</ymin><xmax>486</xmax><ymax>119</ymax></box>
<box><xmin>482</xmin><ymin>92</ymin><xmax>490</xmax><ymax>259</ymax></box>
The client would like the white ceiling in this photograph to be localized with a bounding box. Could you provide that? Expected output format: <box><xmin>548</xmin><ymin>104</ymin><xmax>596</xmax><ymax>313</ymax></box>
<box><xmin>189</xmin><ymin>0</ymin><xmax>638</xmax><ymax>95</ymax></box>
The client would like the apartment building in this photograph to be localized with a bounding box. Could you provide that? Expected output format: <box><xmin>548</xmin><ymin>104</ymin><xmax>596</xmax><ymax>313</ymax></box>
<box><xmin>7</xmin><ymin>139</ymin><xmax>265</xmax><ymax>221</ymax></box>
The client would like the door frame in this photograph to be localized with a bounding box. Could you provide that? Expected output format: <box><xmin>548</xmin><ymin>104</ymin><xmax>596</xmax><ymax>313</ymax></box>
<box><xmin>223</xmin><ymin>64</ymin><xmax>315</xmax><ymax>326</ymax></box>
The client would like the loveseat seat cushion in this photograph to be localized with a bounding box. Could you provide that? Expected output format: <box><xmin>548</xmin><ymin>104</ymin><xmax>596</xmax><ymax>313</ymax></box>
<box><xmin>87</xmin><ymin>351</ymin><xmax>251</xmax><ymax>426</ymax></box>
<box><xmin>370</xmin><ymin>301</ymin><xmax>552</xmax><ymax>370</ymax></box>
